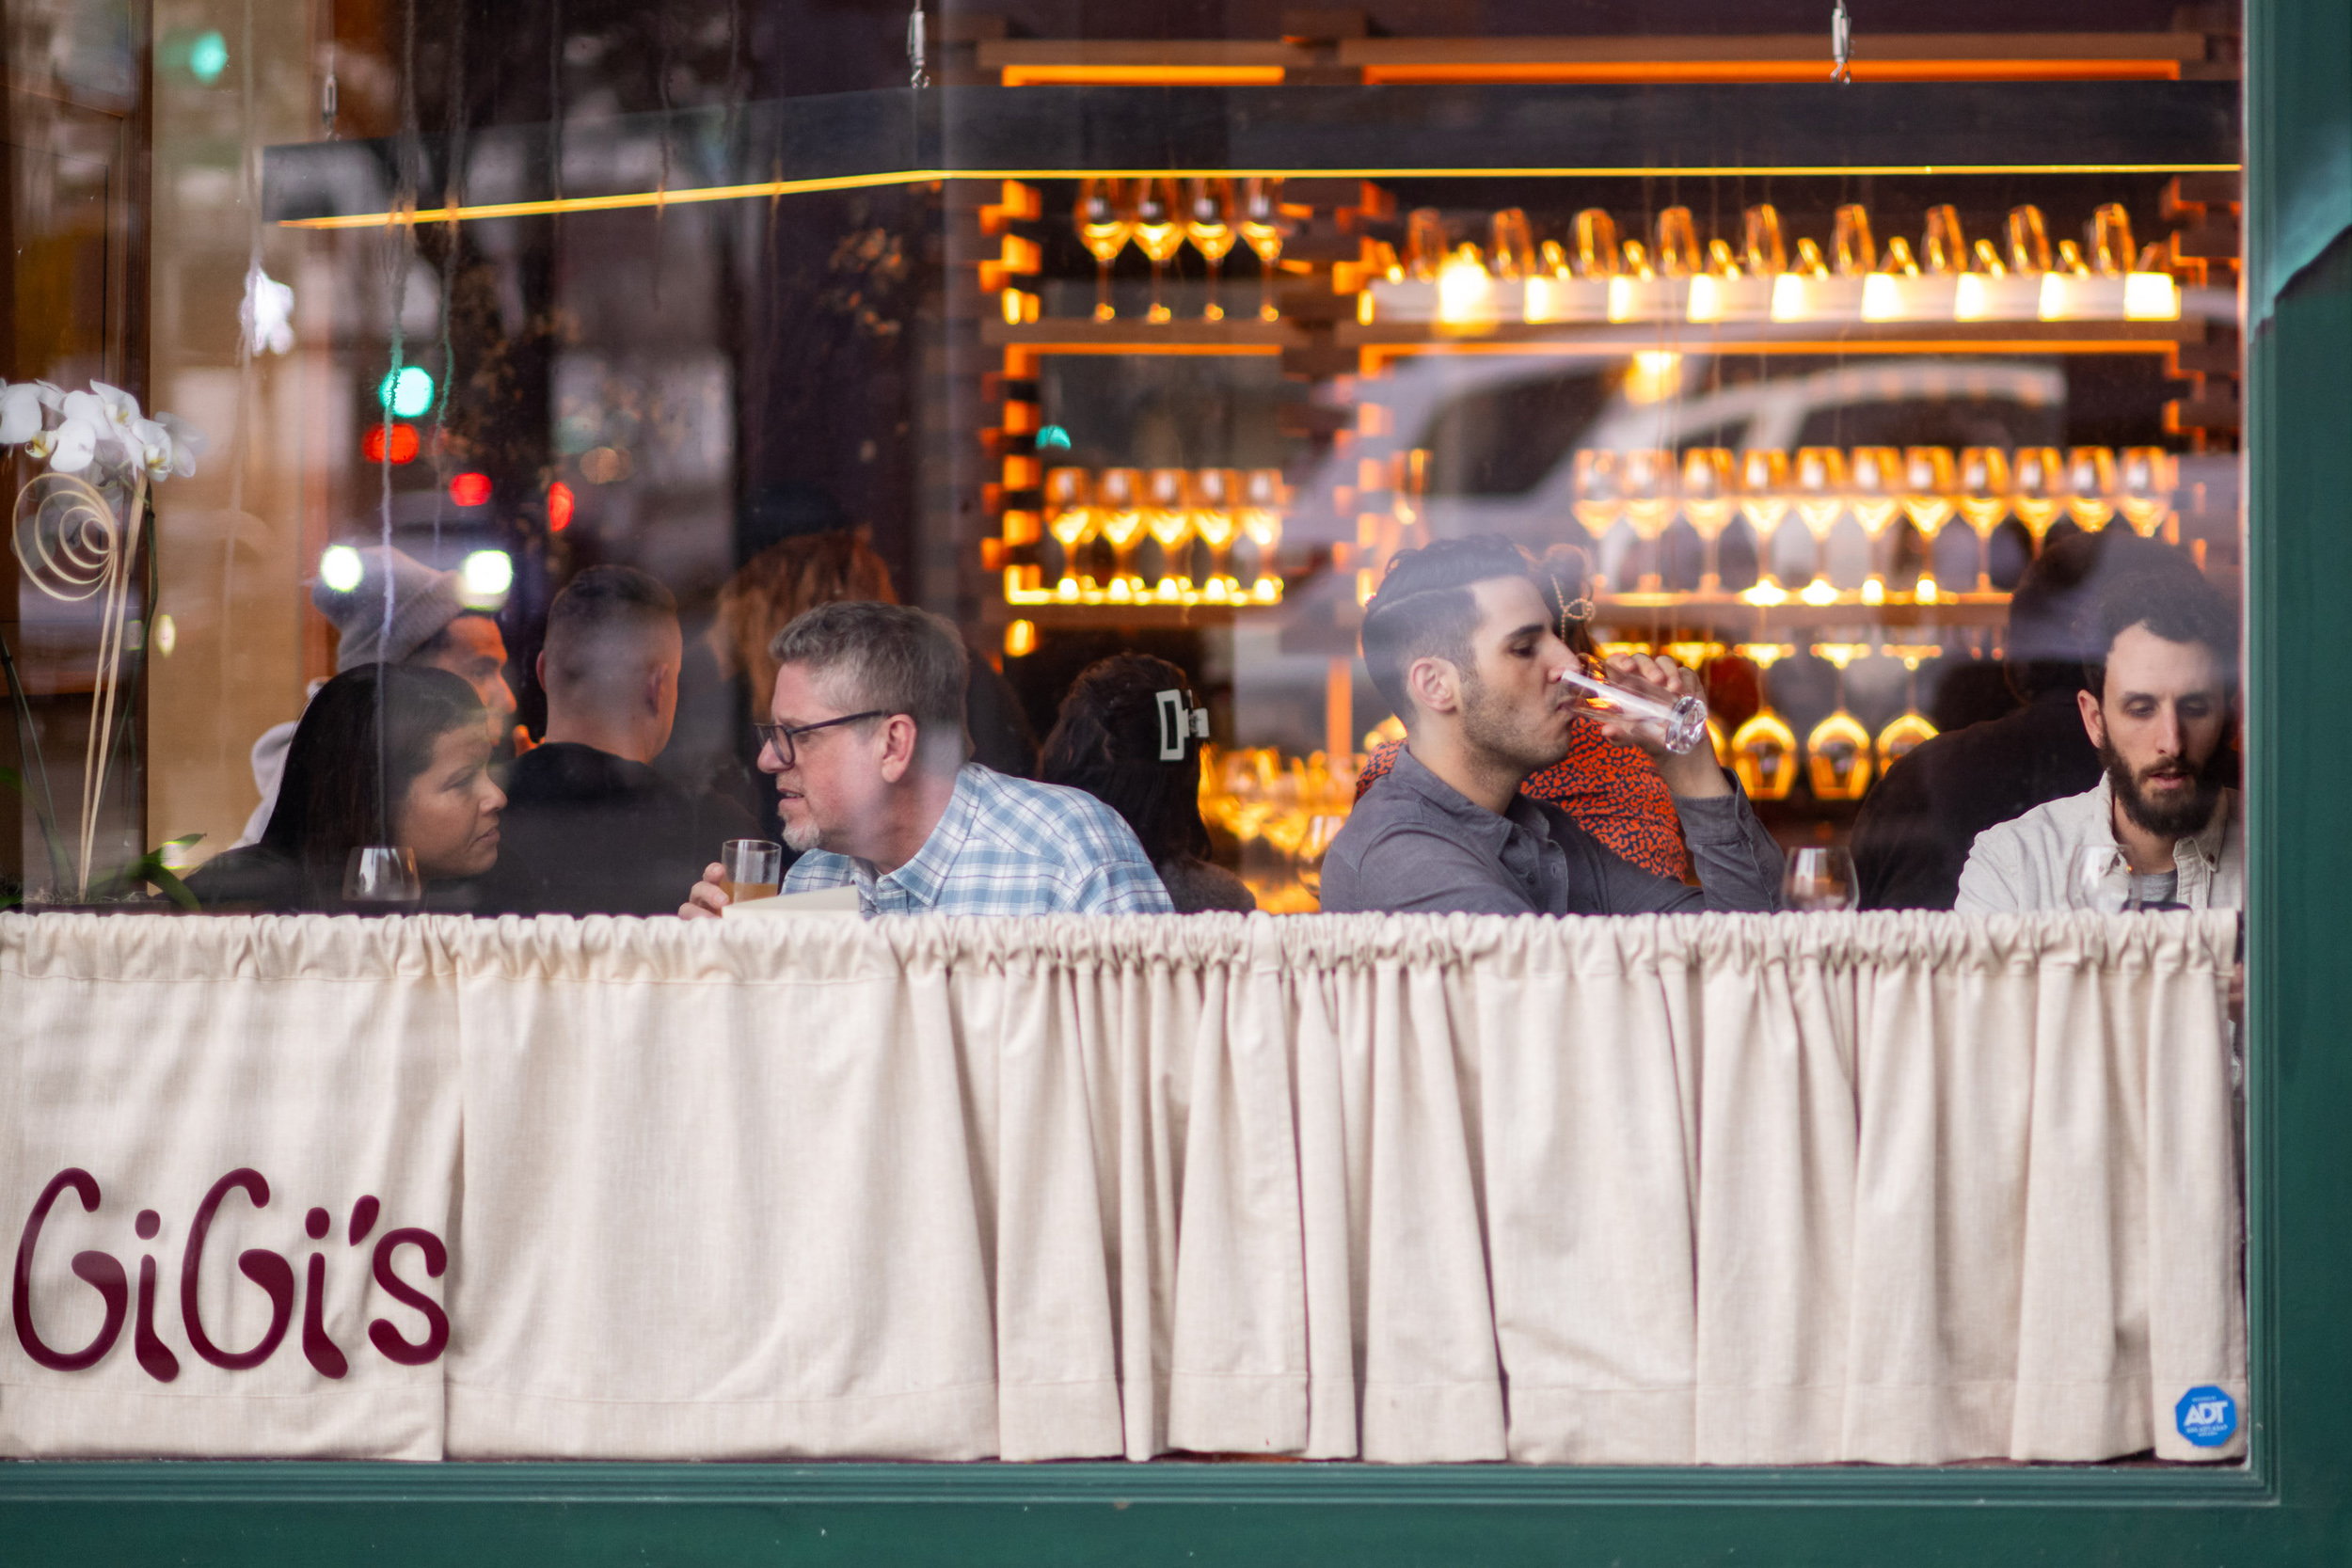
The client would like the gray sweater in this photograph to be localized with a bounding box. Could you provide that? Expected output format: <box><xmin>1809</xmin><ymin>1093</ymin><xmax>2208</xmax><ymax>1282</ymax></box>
<box><xmin>1318</xmin><ymin>748</ymin><xmax>1784</xmax><ymax>917</ymax></box>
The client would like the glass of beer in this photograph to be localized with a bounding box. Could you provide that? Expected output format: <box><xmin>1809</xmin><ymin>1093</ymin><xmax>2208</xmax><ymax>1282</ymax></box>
<box><xmin>721</xmin><ymin>839</ymin><xmax>784</xmax><ymax>903</ymax></box>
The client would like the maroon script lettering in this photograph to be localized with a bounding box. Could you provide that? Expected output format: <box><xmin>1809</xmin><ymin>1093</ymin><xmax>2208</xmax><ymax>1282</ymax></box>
<box><xmin>368</xmin><ymin>1227</ymin><xmax>450</xmax><ymax>1365</ymax></box>
<box><xmin>180</xmin><ymin>1168</ymin><xmax>294</xmax><ymax>1371</ymax></box>
<box><xmin>12</xmin><ymin>1169</ymin><xmax>127</xmax><ymax>1371</ymax></box>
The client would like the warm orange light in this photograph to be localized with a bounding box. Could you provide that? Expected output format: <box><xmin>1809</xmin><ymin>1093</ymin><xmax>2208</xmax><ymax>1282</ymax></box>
<box><xmin>1359</xmin><ymin>59</ymin><xmax>2180</xmax><ymax>85</ymax></box>
<box><xmin>1004</xmin><ymin>619</ymin><xmax>1038</xmax><ymax>657</ymax></box>
<box><xmin>999</xmin><ymin>65</ymin><xmax>1286</xmax><ymax>86</ymax></box>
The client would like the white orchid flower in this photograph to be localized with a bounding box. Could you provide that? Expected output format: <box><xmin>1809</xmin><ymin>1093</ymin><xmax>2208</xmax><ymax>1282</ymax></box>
<box><xmin>31</xmin><ymin>381</ymin><xmax>66</xmax><ymax>411</ymax></box>
<box><xmin>46</xmin><ymin>388</ymin><xmax>129</xmax><ymax>476</ymax></box>
<box><xmin>0</xmin><ymin>382</ymin><xmax>44</xmax><ymax>446</ymax></box>
<box><xmin>151</xmin><ymin>411</ymin><xmax>207</xmax><ymax>480</ymax></box>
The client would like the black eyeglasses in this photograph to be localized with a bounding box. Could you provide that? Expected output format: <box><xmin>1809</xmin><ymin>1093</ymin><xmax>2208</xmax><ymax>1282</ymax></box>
<box><xmin>752</xmin><ymin>710</ymin><xmax>893</xmax><ymax>769</ymax></box>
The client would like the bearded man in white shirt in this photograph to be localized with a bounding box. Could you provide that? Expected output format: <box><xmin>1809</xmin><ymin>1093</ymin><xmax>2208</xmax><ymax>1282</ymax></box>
<box><xmin>1957</xmin><ymin>558</ymin><xmax>2240</xmax><ymax>913</ymax></box>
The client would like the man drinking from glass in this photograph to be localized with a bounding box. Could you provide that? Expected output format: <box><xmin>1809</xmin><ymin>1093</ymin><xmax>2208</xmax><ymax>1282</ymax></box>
<box><xmin>680</xmin><ymin>600</ymin><xmax>1170</xmax><ymax>918</ymax></box>
<box><xmin>1318</xmin><ymin>535</ymin><xmax>1782</xmax><ymax>917</ymax></box>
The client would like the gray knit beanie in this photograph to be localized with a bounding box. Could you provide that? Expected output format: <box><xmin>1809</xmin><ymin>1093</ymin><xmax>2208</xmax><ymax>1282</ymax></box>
<box><xmin>312</xmin><ymin>546</ymin><xmax>467</xmax><ymax>671</ymax></box>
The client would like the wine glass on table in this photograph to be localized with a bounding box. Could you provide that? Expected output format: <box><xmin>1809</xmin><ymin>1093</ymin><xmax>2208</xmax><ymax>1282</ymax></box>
<box><xmin>1075</xmin><ymin>179</ymin><xmax>1134</xmax><ymax>323</ymax></box>
<box><xmin>1240</xmin><ymin>178</ymin><xmax>1290</xmax><ymax>323</ymax></box>
<box><xmin>1783</xmin><ymin>847</ymin><xmax>1859</xmax><ymax>911</ymax></box>
<box><xmin>343</xmin><ymin>847</ymin><xmax>422</xmax><ymax>911</ymax></box>
<box><xmin>1186</xmin><ymin>178</ymin><xmax>1237</xmax><ymax>322</ymax></box>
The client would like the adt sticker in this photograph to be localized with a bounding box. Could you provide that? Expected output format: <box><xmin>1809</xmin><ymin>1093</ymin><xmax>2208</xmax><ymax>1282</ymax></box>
<box><xmin>2176</xmin><ymin>1385</ymin><xmax>2238</xmax><ymax>1448</ymax></box>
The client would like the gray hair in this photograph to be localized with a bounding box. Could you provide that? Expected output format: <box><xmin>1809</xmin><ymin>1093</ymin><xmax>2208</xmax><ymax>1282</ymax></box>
<box><xmin>769</xmin><ymin>599</ymin><xmax>969</xmax><ymax>766</ymax></box>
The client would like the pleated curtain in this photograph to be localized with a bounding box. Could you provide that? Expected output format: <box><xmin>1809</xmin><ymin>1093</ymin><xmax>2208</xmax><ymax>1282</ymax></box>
<box><xmin>0</xmin><ymin>909</ymin><xmax>2244</xmax><ymax>1465</ymax></box>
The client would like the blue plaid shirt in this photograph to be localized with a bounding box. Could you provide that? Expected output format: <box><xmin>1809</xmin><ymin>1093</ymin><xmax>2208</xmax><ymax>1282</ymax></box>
<box><xmin>783</xmin><ymin>764</ymin><xmax>1174</xmax><ymax>917</ymax></box>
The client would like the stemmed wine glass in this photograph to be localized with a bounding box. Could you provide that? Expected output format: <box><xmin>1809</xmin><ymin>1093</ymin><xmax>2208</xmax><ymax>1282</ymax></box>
<box><xmin>1739</xmin><ymin>449</ymin><xmax>1792</xmax><ymax>600</ymax></box>
<box><xmin>1133</xmin><ymin>180</ymin><xmax>1184</xmax><ymax>325</ymax></box>
<box><xmin>1185</xmin><ymin>178</ymin><xmax>1236</xmax><ymax>322</ymax></box>
<box><xmin>1900</xmin><ymin>447</ymin><xmax>1957</xmax><ymax>595</ymax></box>
<box><xmin>1791</xmin><ymin>446</ymin><xmax>1850</xmax><ymax>602</ymax></box>
<box><xmin>1679</xmin><ymin>447</ymin><xmax>1737</xmax><ymax>594</ymax></box>
<box><xmin>1075</xmin><ymin>179</ymin><xmax>1134</xmax><ymax>323</ymax></box>
<box><xmin>1044</xmin><ymin>467</ymin><xmax>1097</xmax><ymax>593</ymax></box>
<box><xmin>1240</xmin><ymin>178</ymin><xmax>1289</xmax><ymax>323</ymax></box>
<box><xmin>343</xmin><ymin>847</ymin><xmax>422</xmax><ymax>911</ymax></box>
<box><xmin>1094</xmin><ymin>467</ymin><xmax>1146</xmax><ymax>594</ymax></box>
<box><xmin>2065</xmin><ymin>446</ymin><xmax>2120</xmax><ymax>533</ymax></box>
<box><xmin>1783</xmin><ymin>847</ymin><xmax>1859</xmax><ymax>911</ymax></box>
<box><xmin>2117</xmin><ymin>447</ymin><xmax>2177</xmax><ymax>538</ymax></box>
<box><xmin>1144</xmin><ymin>467</ymin><xmax>1195</xmax><ymax>595</ymax></box>
<box><xmin>1619</xmin><ymin>448</ymin><xmax>1677</xmax><ymax>592</ymax></box>
<box><xmin>1191</xmin><ymin>467</ymin><xmax>1241</xmax><ymax>596</ymax></box>
<box><xmin>1957</xmin><ymin>446</ymin><xmax>2012</xmax><ymax>592</ymax></box>
<box><xmin>2009</xmin><ymin>447</ymin><xmax>2066</xmax><ymax>555</ymax></box>
<box><xmin>1847</xmin><ymin>446</ymin><xmax>1903</xmax><ymax>596</ymax></box>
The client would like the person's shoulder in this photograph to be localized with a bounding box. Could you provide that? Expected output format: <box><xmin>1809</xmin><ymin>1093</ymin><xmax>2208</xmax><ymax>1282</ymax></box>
<box><xmin>1157</xmin><ymin>856</ymin><xmax>1257</xmax><ymax>913</ymax></box>
<box><xmin>184</xmin><ymin>845</ymin><xmax>304</xmax><ymax>911</ymax></box>
<box><xmin>966</xmin><ymin>766</ymin><xmax>1147</xmax><ymax>862</ymax></box>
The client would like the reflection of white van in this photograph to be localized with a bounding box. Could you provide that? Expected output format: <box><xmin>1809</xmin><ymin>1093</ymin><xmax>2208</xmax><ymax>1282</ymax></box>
<box><xmin>1312</xmin><ymin>353</ymin><xmax>2067</xmax><ymax>555</ymax></box>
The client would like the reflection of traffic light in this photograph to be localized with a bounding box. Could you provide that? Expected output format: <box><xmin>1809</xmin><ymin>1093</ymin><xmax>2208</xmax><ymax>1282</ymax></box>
<box><xmin>360</xmin><ymin>423</ymin><xmax>420</xmax><ymax>464</ymax></box>
<box><xmin>378</xmin><ymin>366</ymin><xmax>435</xmax><ymax>418</ymax></box>
<box><xmin>449</xmin><ymin>472</ymin><xmax>492</xmax><ymax>508</ymax></box>
<box><xmin>547</xmin><ymin>481</ymin><xmax>576</xmax><ymax>531</ymax></box>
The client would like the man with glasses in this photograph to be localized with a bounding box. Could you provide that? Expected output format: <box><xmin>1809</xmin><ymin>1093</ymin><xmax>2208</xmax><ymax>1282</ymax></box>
<box><xmin>679</xmin><ymin>600</ymin><xmax>1171</xmax><ymax>917</ymax></box>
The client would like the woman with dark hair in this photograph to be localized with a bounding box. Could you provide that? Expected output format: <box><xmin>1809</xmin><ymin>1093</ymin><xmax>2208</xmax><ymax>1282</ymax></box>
<box><xmin>188</xmin><ymin>663</ymin><xmax>505</xmax><ymax>912</ymax></box>
<box><xmin>1040</xmin><ymin>654</ymin><xmax>1255</xmax><ymax>914</ymax></box>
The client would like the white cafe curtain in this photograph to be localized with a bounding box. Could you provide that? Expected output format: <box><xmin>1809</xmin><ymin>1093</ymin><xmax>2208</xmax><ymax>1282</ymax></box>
<box><xmin>0</xmin><ymin>909</ymin><xmax>2244</xmax><ymax>1465</ymax></box>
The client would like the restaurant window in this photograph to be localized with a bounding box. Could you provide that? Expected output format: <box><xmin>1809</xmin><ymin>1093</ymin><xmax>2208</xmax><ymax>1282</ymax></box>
<box><xmin>0</xmin><ymin>0</ymin><xmax>2250</xmax><ymax>1475</ymax></box>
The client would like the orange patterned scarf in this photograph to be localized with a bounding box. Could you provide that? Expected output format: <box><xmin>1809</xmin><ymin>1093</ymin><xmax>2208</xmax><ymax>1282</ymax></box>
<box><xmin>1355</xmin><ymin>729</ymin><xmax>1692</xmax><ymax>882</ymax></box>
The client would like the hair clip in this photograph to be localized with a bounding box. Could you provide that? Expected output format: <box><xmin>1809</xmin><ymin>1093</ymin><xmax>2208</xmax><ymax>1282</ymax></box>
<box><xmin>1155</xmin><ymin>688</ymin><xmax>1209</xmax><ymax>761</ymax></box>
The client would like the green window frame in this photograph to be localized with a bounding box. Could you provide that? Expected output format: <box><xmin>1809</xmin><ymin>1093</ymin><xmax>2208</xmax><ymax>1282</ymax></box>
<box><xmin>8</xmin><ymin>4</ymin><xmax>2350</xmax><ymax>1560</ymax></box>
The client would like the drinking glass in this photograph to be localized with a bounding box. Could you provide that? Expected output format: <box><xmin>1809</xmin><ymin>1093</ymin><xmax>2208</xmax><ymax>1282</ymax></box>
<box><xmin>2069</xmin><ymin>843</ymin><xmax>2140</xmax><ymax>913</ymax></box>
<box><xmin>1833</xmin><ymin>204</ymin><xmax>1877</xmax><ymax>276</ymax></box>
<box><xmin>2117</xmin><ymin>446</ymin><xmax>2177</xmax><ymax>537</ymax></box>
<box><xmin>1741</xmin><ymin>203</ymin><xmax>1788</xmax><ymax>277</ymax></box>
<box><xmin>1405</xmin><ymin>207</ymin><xmax>1449</xmax><ymax>280</ymax></box>
<box><xmin>1620</xmin><ymin>448</ymin><xmax>1677</xmax><ymax>591</ymax></box>
<box><xmin>2009</xmin><ymin>446</ymin><xmax>2066</xmax><ymax>552</ymax></box>
<box><xmin>1957</xmin><ymin>446</ymin><xmax>2012</xmax><ymax>591</ymax></box>
<box><xmin>2065</xmin><ymin>446</ymin><xmax>2120</xmax><ymax>532</ymax></box>
<box><xmin>1783</xmin><ymin>847</ymin><xmax>1860</xmax><ymax>911</ymax></box>
<box><xmin>1792</xmin><ymin>446</ymin><xmax>1850</xmax><ymax>600</ymax></box>
<box><xmin>1848</xmin><ymin>446</ymin><xmax>1902</xmax><ymax>593</ymax></box>
<box><xmin>343</xmin><ymin>846</ymin><xmax>422</xmax><ymax>909</ymax></box>
<box><xmin>1240</xmin><ymin>178</ymin><xmax>1289</xmax><ymax>322</ymax></box>
<box><xmin>1133</xmin><ymin>179</ymin><xmax>1184</xmax><ymax>324</ymax></box>
<box><xmin>722</xmin><ymin>838</ymin><xmax>784</xmax><ymax>903</ymax></box>
<box><xmin>1553</xmin><ymin>657</ymin><xmax>1708</xmax><ymax>754</ymax></box>
<box><xmin>1294</xmin><ymin>813</ymin><xmax>1348</xmax><ymax>899</ymax></box>
<box><xmin>1654</xmin><ymin>206</ymin><xmax>1702</xmax><ymax>278</ymax></box>
<box><xmin>1571</xmin><ymin>448</ymin><xmax>1624</xmax><ymax>545</ymax></box>
<box><xmin>1144</xmin><ymin>467</ymin><xmax>1195</xmax><ymax>595</ymax></box>
<box><xmin>1185</xmin><ymin>178</ymin><xmax>1236</xmax><ymax>321</ymax></box>
<box><xmin>1043</xmin><ymin>467</ymin><xmax>1095</xmax><ymax>590</ymax></box>
<box><xmin>1573</xmin><ymin>208</ymin><xmax>1621</xmax><ymax>277</ymax></box>
<box><xmin>1900</xmin><ymin>446</ymin><xmax>1957</xmax><ymax>542</ymax></box>
<box><xmin>1191</xmin><ymin>467</ymin><xmax>1241</xmax><ymax>595</ymax></box>
<box><xmin>1679</xmin><ymin>447</ymin><xmax>1737</xmax><ymax>593</ymax></box>
<box><xmin>1094</xmin><ymin>467</ymin><xmax>1147</xmax><ymax>592</ymax></box>
<box><xmin>2090</xmin><ymin>203</ymin><xmax>2137</xmax><ymax>277</ymax></box>
<box><xmin>1239</xmin><ymin>468</ymin><xmax>1285</xmax><ymax>594</ymax></box>
<box><xmin>2007</xmin><ymin>204</ymin><xmax>2054</xmax><ymax>274</ymax></box>
<box><xmin>1075</xmin><ymin>179</ymin><xmax>1134</xmax><ymax>322</ymax></box>
<box><xmin>1738</xmin><ymin>448</ymin><xmax>1792</xmax><ymax>595</ymax></box>
<box><xmin>1922</xmin><ymin>204</ymin><xmax>1968</xmax><ymax>274</ymax></box>
<box><xmin>1489</xmin><ymin>208</ymin><xmax>1535</xmax><ymax>280</ymax></box>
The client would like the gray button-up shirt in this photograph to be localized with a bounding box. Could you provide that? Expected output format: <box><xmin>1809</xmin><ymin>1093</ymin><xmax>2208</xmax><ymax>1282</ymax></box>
<box><xmin>1318</xmin><ymin>748</ymin><xmax>1785</xmax><ymax>916</ymax></box>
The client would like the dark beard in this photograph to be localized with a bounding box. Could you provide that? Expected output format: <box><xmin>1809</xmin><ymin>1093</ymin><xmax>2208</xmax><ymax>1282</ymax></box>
<box><xmin>2099</xmin><ymin>735</ymin><xmax>2225</xmax><ymax>840</ymax></box>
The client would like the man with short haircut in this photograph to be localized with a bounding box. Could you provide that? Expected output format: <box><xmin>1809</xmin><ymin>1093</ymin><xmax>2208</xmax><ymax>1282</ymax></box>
<box><xmin>1957</xmin><ymin>561</ymin><xmax>2242</xmax><ymax>912</ymax></box>
<box><xmin>483</xmin><ymin>565</ymin><xmax>754</xmax><ymax>915</ymax></box>
<box><xmin>682</xmin><ymin>600</ymin><xmax>1170</xmax><ymax>917</ymax></box>
<box><xmin>1319</xmin><ymin>535</ymin><xmax>1782</xmax><ymax>916</ymax></box>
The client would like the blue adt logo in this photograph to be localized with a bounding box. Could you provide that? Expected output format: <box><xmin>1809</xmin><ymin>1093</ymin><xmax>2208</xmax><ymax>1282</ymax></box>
<box><xmin>2176</xmin><ymin>1385</ymin><xmax>2238</xmax><ymax>1448</ymax></box>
